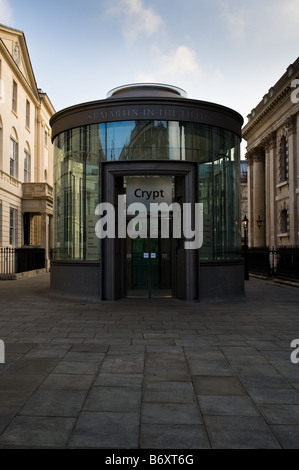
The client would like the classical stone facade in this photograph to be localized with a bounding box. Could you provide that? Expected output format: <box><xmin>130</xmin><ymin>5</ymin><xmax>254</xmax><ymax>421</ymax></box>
<box><xmin>242</xmin><ymin>58</ymin><xmax>299</xmax><ymax>248</ymax></box>
<box><xmin>0</xmin><ymin>24</ymin><xmax>55</xmax><ymax>269</ymax></box>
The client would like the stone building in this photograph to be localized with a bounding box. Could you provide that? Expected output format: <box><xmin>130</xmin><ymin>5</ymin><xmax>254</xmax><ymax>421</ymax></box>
<box><xmin>242</xmin><ymin>58</ymin><xmax>299</xmax><ymax>248</ymax></box>
<box><xmin>0</xmin><ymin>24</ymin><xmax>55</xmax><ymax>269</ymax></box>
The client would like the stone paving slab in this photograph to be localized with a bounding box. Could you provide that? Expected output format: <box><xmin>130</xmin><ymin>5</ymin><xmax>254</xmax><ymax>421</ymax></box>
<box><xmin>0</xmin><ymin>274</ymin><xmax>299</xmax><ymax>448</ymax></box>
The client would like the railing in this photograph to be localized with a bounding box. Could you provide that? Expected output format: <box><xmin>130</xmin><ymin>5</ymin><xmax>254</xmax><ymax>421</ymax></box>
<box><xmin>0</xmin><ymin>247</ymin><xmax>45</xmax><ymax>275</ymax></box>
<box><xmin>244</xmin><ymin>246</ymin><xmax>299</xmax><ymax>282</ymax></box>
<box><xmin>245</xmin><ymin>247</ymin><xmax>272</xmax><ymax>277</ymax></box>
<box><xmin>276</xmin><ymin>246</ymin><xmax>299</xmax><ymax>282</ymax></box>
<box><xmin>0</xmin><ymin>247</ymin><xmax>16</xmax><ymax>274</ymax></box>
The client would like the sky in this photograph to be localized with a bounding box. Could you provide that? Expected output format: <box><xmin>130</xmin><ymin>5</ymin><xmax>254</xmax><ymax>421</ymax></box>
<box><xmin>1</xmin><ymin>0</ymin><xmax>299</xmax><ymax>152</ymax></box>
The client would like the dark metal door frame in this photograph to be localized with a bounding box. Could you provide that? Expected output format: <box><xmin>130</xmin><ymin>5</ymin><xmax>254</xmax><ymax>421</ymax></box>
<box><xmin>101</xmin><ymin>161</ymin><xmax>199</xmax><ymax>301</ymax></box>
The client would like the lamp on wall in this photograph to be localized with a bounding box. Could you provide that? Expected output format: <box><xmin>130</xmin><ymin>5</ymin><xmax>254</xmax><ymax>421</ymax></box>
<box><xmin>256</xmin><ymin>215</ymin><xmax>263</xmax><ymax>230</ymax></box>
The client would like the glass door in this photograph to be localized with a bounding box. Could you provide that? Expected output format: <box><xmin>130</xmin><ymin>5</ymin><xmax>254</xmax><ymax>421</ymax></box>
<box><xmin>150</xmin><ymin>221</ymin><xmax>173</xmax><ymax>298</ymax></box>
<box><xmin>126</xmin><ymin>217</ymin><xmax>173</xmax><ymax>298</ymax></box>
<box><xmin>127</xmin><ymin>237</ymin><xmax>149</xmax><ymax>297</ymax></box>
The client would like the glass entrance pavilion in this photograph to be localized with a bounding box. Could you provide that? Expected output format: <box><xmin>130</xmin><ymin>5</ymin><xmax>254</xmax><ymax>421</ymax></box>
<box><xmin>50</xmin><ymin>84</ymin><xmax>244</xmax><ymax>301</ymax></box>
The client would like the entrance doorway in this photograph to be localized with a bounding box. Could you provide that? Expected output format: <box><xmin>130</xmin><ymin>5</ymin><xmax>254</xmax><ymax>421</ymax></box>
<box><xmin>126</xmin><ymin>216</ymin><xmax>174</xmax><ymax>298</ymax></box>
<box><xmin>101</xmin><ymin>161</ymin><xmax>199</xmax><ymax>301</ymax></box>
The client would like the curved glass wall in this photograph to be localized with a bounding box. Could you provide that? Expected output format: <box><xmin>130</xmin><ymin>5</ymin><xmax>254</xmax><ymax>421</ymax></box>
<box><xmin>53</xmin><ymin>120</ymin><xmax>241</xmax><ymax>261</ymax></box>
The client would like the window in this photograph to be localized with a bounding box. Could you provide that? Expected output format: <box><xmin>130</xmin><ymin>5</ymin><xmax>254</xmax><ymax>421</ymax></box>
<box><xmin>10</xmin><ymin>137</ymin><xmax>18</xmax><ymax>178</ymax></box>
<box><xmin>280</xmin><ymin>208</ymin><xmax>288</xmax><ymax>234</ymax></box>
<box><xmin>26</xmin><ymin>100</ymin><xmax>30</xmax><ymax>128</ymax></box>
<box><xmin>66</xmin><ymin>129</ymin><xmax>72</xmax><ymax>152</ymax></box>
<box><xmin>240</xmin><ymin>161</ymin><xmax>248</xmax><ymax>183</ymax></box>
<box><xmin>24</xmin><ymin>149</ymin><xmax>30</xmax><ymax>182</ymax></box>
<box><xmin>44</xmin><ymin>129</ymin><xmax>48</xmax><ymax>147</ymax></box>
<box><xmin>280</xmin><ymin>136</ymin><xmax>288</xmax><ymax>183</ymax></box>
<box><xmin>12</xmin><ymin>80</ymin><xmax>17</xmax><ymax>113</ymax></box>
<box><xmin>9</xmin><ymin>208</ymin><xmax>18</xmax><ymax>246</ymax></box>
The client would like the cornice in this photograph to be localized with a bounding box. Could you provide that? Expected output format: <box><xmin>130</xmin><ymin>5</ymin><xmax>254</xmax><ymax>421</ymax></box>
<box><xmin>0</xmin><ymin>38</ymin><xmax>39</xmax><ymax>105</ymax></box>
<box><xmin>242</xmin><ymin>58</ymin><xmax>299</xmax><ymax>140</ymax></box>
<box><xmin>39</xmin><ymin>90</ymin><xmax>56</xmax><ymax>116</ymax></box>
<box><xmin>242</xmin><ymin>88</ymin><xmax>291</xmax><ymax>138</ymax></box>
<box><xmin>0</xmin><ymin>24</ymin><xmax>40</xmax><ymax>103</ymax></box>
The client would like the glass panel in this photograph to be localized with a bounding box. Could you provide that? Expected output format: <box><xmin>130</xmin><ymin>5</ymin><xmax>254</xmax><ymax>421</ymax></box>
<box><xmin>150</xmin><ymin>217</ymin><xmax>173</xmax><ymax>298</ymax></box>
<box><xmin>53</xmin><ymin>121</ymin><xmax>241</xmax><ymax>263</ymax></box>
<box><xmin>199</xmin><ymin>161</ymin><xmax>213</xmax><ymax>260</ymax></box>
<box><xmin>126</xmin><ymin>219</ymin><xmax>149</xmax><ymax>297</ymax></box>
<box><xmin>104</xmin><ymin>121</ymin><xmax>185</xmax><ymax>161</ymax></box>
<box><xmin>212</xmin><ymin>128</ymin><xmax>241</xmax><ymax>259</ymax></box>
<box><xmin>106</xmin><ymin>121</ymin><xmax>136</xmax><ymax>161</ymax></box>
<box><xmin>85</xmin><ymin>126</ymin><xmax>101</xmax><ymax>260</ymax></box>
<box><xmin>53</xmin><ymin>126</ymin><xmax>101</xmax><ymax>261</ymax></box>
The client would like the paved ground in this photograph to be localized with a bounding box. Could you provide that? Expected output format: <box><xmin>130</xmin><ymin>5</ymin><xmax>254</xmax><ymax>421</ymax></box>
<box><xmin>0</xmin><ymin>274</ymin><xmax>299</xmax><ymax>449</ymax></box>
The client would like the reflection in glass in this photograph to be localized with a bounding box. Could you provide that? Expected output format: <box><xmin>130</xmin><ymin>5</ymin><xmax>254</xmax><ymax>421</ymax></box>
<box><xmin>53</xmin><ymin>126</ymin><xmax>101</xmax><ymax>261</ymax></box>
<box><xmin>53</xmin><ymin>120</ymin><xmax>241</xmax><ymax>262</ymax></box>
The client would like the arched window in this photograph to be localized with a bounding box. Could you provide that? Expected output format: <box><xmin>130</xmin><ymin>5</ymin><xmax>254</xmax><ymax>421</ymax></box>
<box><xmin>279</xmin><ymin>136</ymin><xmax>288</xmax><ymax>183</ymax></box>
<box><xmin>24</xmin><ymin>142</ymin><xmax>31</xmax><ymax>182</ymax></box>
<box><xmin>280</xmin><ymin>208</ymin><xmax>288</xmax><ymax>234</ymax></box>
<box><xmin>10</xmin><ymin>127</ymin><xmax>18</xmax><ymax>178</ymax></box>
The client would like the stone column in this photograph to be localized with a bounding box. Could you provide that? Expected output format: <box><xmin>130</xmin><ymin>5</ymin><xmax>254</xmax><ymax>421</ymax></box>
<box><xmin>263</xmin><ymin>132</ymin><xmax>277</xmax><ymax>248</ymax></box>
<box><xmin>253</xmin><ymin>147</ymin><xmax>266</xmax><ymax>247</ymax></box>
<box><xmin>246</xmin><ymin>150</ymin><xmax>254</xmax><ymax>247</ymax></box>
<box><xmin>285</xmin><ymin>115</ymin><xmax>297</xmax><ymax>245</ymax></box>
<box><xmin>41</xmin><ymin>213</ymin><xmax>49</xmax><ymax>271</ymax></box>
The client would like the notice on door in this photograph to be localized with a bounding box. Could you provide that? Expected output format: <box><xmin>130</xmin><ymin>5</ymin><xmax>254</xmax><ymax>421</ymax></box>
<box><xmin>126</xmin><ymin>175</ymin><xmax>173</xmax><ymax>211</ymax></box>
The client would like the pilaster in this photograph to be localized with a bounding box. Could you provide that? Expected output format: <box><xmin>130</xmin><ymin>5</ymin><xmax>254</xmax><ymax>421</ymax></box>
<box><xmin>253</xmin><ymin>147</ymin><xmax>266</xmax><ymax>247</ymax></box>
<box><xmin>285</xmin><ymin>114</ymin><xmax>297</xmax><ymax>244</ymax></box>
<box><xmin>245</xmin><ymin>149</ymin><xmax>254</xmax><ymax>246</ymax></box>
<box><xmin>263</xmin><ymin>132</ymin><xmax>277</xmax><ymax>248</ymax></box>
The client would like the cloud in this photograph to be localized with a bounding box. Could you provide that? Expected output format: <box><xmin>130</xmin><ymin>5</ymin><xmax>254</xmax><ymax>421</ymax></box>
<box><xmin>275</xmin><ymin>0</ymin><xmax>299</xmax><ymax>27</ymax></box>
<box><xmin>280</xmin><ymin>0</ymin><xmax>299</xmax><ymax>21</ymax></box>
<box><xmin>219</xmin><ymin>1</ymin><xmax>247</xmax><ymax>40</ymax></box>
<box><xmin>0</xmin><ymin>0</ymin><xmax>12</xmax><ymax>25</ymax></box>
<box><xmin>110</xmin><ymin>0</ymin><xmax>164</xmax><ymax>43</ymax></box>
<box><xmin>160</xmin><ymin>46</ymin><xmax>201</xmax><ymax>77</ymax></box>
<box><xmin>136</xmin><ymin>45</ymin><xmax>201</xmax><ymax>88</ymax></box>
<box><xmin>219</xmin><ymin>0</ymin><xmax>299</xmax><ymax>44</ymax></box>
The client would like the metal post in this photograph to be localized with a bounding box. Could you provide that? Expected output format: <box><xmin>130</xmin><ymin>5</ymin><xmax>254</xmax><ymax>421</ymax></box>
<box><xmin>242</xmin><ymin>215</ymin><xmax>249</xmax><ymax>281</ymax></box>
